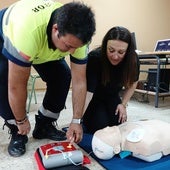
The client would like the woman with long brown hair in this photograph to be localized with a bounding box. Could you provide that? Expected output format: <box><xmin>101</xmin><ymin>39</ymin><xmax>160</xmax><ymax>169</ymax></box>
<box><xmin>83</xmin><ymin>26</ymin><xmax>139</xmax><ymax>134</ymax></box>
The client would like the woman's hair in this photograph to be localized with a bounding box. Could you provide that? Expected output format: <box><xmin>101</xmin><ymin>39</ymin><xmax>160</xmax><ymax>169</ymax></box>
<box><xmin>101</xmin><ymin>26</ymin><xmax>138</xmax><ymax>88</ymax></box>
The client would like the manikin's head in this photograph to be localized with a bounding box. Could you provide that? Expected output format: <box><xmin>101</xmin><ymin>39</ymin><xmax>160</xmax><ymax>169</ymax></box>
<box><xmin>92</xmin><ymin>126</ymin><xmax>122</xmax><ymax>160</ymax></box>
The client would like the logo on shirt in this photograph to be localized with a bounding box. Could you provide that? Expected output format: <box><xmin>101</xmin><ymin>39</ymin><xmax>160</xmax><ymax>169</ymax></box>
<box><xmin>32</xmin><ymin>2</ymin><xmax>52</xmax><ymax>13</ymax></box>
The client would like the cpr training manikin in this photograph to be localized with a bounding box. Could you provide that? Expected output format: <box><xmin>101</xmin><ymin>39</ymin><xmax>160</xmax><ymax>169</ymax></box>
<box><xmin>92</xmin><ymin>119</ymin><xmax>170</xmax><ymax>162</ymax></box>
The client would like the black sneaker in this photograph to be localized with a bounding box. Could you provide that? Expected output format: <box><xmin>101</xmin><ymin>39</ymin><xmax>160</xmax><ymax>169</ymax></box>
<box><xmin>32</xmin><ymin>115</ymin><xmax>66</xmax><ymax>141</ymax></box>
<box><xmin>3</xmin><ymin>122</ymin><xmax>28</xmax><ymax>157</ymax></box>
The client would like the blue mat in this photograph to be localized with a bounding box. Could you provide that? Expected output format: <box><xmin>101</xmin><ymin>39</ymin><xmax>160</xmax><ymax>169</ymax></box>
<box><xmin>79</xmin><ymin>133</ymin><xmax>170</xmax><ymax>170</ymax></box>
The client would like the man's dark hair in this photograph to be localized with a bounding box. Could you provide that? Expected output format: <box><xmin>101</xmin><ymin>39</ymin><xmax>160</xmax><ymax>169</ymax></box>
<box><xmin>51</xmin><ymin>2</ymin><xmax>96</xmax><ymax>44</ymax></box>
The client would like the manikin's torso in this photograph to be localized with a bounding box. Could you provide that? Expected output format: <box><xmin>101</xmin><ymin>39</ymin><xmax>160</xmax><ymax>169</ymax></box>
<box><xmin>118</xmin><ymin>119</ymin><xmax>170</xmax><ymax>156</ymax></box>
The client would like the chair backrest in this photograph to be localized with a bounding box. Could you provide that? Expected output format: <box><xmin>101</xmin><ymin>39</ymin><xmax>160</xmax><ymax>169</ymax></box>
<box><xmin>131</xmin><ymin>32</ymin><xmax>137</xmax><ymax>50</ymax></box>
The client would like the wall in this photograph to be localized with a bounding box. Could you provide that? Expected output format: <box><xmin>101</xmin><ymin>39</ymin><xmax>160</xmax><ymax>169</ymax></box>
<box><xmin>1</xmin><ymin>0</ymin><xmax>170</xmax><ymax>88</ymax></box>
<box><xmin>59</xmin><ymin>0</ymin><xmax>170</xmax><ymax>52</ymax></box>
<box><xmin>0</xmin><ymin>0</ymin><xmax>17</xmax><ymax>9</ymax></box>
<box><xmin>58</xmin><ymin>0</ymin><xmax>170</xmax><ymax>81</ymax></box>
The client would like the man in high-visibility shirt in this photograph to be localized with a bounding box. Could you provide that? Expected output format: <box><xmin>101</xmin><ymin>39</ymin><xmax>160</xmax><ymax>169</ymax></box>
<box><xmin>0</xmin><ymin>0</ymin><xmax>95</xmax><ymax>157</ymax></box>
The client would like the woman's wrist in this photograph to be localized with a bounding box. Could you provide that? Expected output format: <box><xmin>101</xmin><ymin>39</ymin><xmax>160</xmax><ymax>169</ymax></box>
<box><xmin>121</xmin><ymin>102</ymin><xmax>127</xmax><ymax>108</ymax></box>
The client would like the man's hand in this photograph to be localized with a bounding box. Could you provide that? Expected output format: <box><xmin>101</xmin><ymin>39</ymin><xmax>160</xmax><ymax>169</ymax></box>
<box><xmin>17</xmin><ymin>120</ymin><xmax>31</xmax><ymax>135</ymax></box>
<box><xmin>66</xmin><ymin>123</ymin><xmax>83</xmax><ymax>143</ymax></box>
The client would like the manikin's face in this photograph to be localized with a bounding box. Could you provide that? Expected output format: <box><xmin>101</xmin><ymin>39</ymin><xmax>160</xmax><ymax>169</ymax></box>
<box><xmin>51</xmin><ymin>24</ymin><xmax>83</xmax><ymax>54</ymax></box>
<box><xmin>92</xmin><ymin>135</ymin><xmax>115</xmax><ymax>160</ymax></box>
<box><xmin>106</xmin><ymin>40</ymin><xmax>128</xmax><ymax>65</ymax></box>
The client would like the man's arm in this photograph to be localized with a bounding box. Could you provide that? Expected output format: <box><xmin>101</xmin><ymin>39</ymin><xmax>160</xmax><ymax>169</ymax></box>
<box><xmin>71</xmin><ymin>62</ymin><xmax>87</xmax><ymax>119</ymax></box>
<box><xmin>8</xmin><ymin>61</ymin><xmax>31</xmax><ymax>134</ymax></box>
<box><xmin>83</xmin><ymin>91</ymin><xmax>93</xmax><ymax>113</ymax></box>
<box><xmin>66</xmin><ymin>61</ymin><xmax>87</xmax><ymax>143</ymax></box>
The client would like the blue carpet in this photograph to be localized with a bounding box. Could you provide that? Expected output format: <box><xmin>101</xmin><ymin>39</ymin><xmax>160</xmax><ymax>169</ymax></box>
<box><xmin>79</xmin><ymin>133</ymin><xmax>170</xmax><ymax>170</ymax></box>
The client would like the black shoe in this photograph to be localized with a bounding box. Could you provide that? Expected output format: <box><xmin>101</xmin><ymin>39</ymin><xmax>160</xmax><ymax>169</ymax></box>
<box><xmin>8</xmin><ymin>134</ymin><xmax>28</xmax><ymax>157</ymax></box>
<box><xmin>4</xmin><ymin>122</ymin><xmax>28</xmax><ymax>157</ymax></box>
<box><xmin>32</xmin><ymin>115</ymin><xmax>66</xmax><ymax>141</ymax></box>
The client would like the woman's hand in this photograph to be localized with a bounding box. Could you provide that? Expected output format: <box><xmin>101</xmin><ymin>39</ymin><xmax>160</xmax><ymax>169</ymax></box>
<box><xmin>115</xmin><ymin>104</ymin><xmax>127</xmax><ymax>123</ymax></box>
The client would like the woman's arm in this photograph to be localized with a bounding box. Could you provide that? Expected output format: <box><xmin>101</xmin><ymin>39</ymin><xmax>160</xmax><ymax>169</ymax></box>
<box><xmin>116</xmin><ymin>81</ymin><xmax>138</xmax><ymax>123</ymax></box>
<box><xmin>121</xmin><ymin>81</ymin><xmax>138</xmax><ymax>107</ymax></box>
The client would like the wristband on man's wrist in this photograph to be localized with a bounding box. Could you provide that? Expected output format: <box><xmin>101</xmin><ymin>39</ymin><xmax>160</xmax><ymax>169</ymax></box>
<box><xmin>71</xmin><ymin>118</ymin><xmax>82</xmax><ymax>124</ymax></box>
<box><xmin>15</xmin><ymin>115</ymin><xmax>28</xmax><ymax>125</ymax></box>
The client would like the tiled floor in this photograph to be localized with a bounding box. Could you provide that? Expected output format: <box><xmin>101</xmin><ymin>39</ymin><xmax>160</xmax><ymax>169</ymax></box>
<box><xmin>0</xmin><ymin>90</ymin><xmax>170</xmax><ymax>170</ymax></box>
